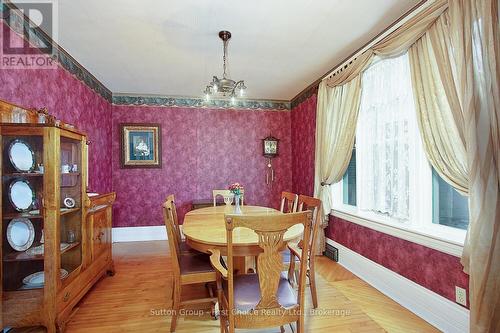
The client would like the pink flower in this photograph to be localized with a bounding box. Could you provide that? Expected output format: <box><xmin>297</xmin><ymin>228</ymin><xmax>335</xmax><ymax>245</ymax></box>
<box><xmin>228</xmin><ymin>182</ymin><xmax>244</xmax><ymax>195</ymax></box>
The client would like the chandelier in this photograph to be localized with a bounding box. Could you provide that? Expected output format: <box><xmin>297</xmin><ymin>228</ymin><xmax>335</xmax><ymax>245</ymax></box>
<box><xmin>204</xmin><ymin>31</ymin><xmax>246</xmax><ymax>103</ymax></box>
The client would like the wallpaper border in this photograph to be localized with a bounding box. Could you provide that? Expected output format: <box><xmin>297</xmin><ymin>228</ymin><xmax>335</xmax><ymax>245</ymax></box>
<box><xmin>112</xmin><ymin>94</ymin><xmax>291</xmax><ymax>111</ymax></box>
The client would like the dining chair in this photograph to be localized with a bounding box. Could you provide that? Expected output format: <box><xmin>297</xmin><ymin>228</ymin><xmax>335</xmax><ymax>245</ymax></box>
<box><xmin>209</xmin><ymin>211</ymin><xmax>313</xmax><ymax>333</ymax></box>
<box><xmin>166</xmin><ymin>194</ymin><xmax>183</xmax><ymax>244</ymax></box>
<box><xmin>237</xmin><ymin>188</ymin><xmax>245</xmax><ymax>206</ymax></box>
<box><xmin>162</xmin><ymin>197</ymin><xmax>218</xmax><ymax>332</ymax></box>
<box><xmin>280</xmin><ymin>191</ymin><xmax>298</xmax><ymax>213</ymax></box>
<box><xmin>165</xmin><ymin>194</ymin><xmax>197</xmax><ymax>253</ymax></box>
<box><xmin>287</xmin><ymin>195</ymin><xmax>322</xmax><ymax>309</ymax></box>
<box><xmin>279</xmin><ymin>191</ymin><xmax>299</xmax><ymax>269</ymax></box>
<box><xmin>213</xmin><ymin>189</ymin><xmax>232</xmax><ymax>207</ymax></box>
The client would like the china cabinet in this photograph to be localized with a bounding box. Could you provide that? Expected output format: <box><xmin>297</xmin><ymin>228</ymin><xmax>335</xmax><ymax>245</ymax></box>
<box><xmin>0</xmin><ymin>99</ymin><xmax>115</xmax><ymax>332</ymax></box>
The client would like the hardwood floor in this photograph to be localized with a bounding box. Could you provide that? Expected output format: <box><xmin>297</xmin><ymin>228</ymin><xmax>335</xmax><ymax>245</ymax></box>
<box><xmin>10</xmin><ymin>241</ymin><xmax>440</xmax><ymax>332</ymax></box>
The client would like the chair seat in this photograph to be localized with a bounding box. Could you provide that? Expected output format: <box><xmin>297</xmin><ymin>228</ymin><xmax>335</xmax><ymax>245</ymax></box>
<box><xmin>223</xmin><ymin>273</ymin><xmax>297</xmax><ymax>312</ymax></box>
<box><xmin>179</xmin><ymin>252</ymin><xmax>215</xmax><ymax>275</ymax></box>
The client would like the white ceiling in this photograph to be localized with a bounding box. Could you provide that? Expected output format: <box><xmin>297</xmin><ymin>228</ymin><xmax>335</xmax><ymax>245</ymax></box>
<box><xmin>57</xmin><ymin>0</ymin><xmax>419</xmax><ymax>100</ymax></box>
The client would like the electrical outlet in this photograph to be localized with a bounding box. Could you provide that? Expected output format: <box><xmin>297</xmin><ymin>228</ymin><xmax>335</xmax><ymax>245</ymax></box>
<box><xmin>455</xmin><ymin>286</ymin><xmax>467</xmax><ymax>306</ymax></box>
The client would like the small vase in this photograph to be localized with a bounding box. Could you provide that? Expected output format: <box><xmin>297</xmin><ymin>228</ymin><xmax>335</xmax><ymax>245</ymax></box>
<box><xmin>234</xmin><ymin>194</ymin><xmax>242</xmax><ymax>214</ymax></box>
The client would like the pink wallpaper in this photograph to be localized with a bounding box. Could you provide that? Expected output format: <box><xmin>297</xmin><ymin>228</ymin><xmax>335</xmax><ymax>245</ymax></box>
<box><xmin>291</xmin><ymin>94</ymin><xmax>316</xmax><ymax>196</ymax></box>
<box><xmin>0</xmin><ymin>23</ymin><xmax>112</xmax><ymax>193</ymax></box>
<box><xmin>111</xmin><ymin>106</ymin><xmax>292</xmax><ymax>227</ymax></box>
<box><xmin>290</xmin><ymin>93</ymin><xmax>469</xmax><ymax>306</ymax></box>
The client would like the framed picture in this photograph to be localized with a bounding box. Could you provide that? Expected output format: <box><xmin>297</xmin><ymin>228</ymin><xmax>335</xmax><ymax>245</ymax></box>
<box><xmin>120</xmin><ymin>123</ymin><xmax>161</xmax><ymax>168</ymax></box>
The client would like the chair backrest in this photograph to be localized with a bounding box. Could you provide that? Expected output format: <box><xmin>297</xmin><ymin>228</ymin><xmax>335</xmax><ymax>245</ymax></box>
<box><xmin>224</xmin><ymin>211</ymin><xmax>312</xmax><ymax>323</ymax></box>
<box><xmin>297</xmin><ymin>195</ymin><xmax>322</xmax><ymax>257</ymax></box>
<box><xmin>238</xmin><ymin>188</ymin><xmax>245</xmax><ymax>206</ymax></box>
<box><xmin>162</xmin><ymin>197</ymin><xmax>181</xmax><ymax>277</ymax></box>
<box><xmin>280</xmin><ymin>191</ymin><xmax>298</xmax><ymax>213</ymax></box>
<box><xmin>213</xmin><ymin>189</ymin><xmax>231</xmax><ymax>207</ymax></box>
<box><xmin>213</xmin><ymin>189</ymin><xmax>245</xmax><ymax>206</ymax></box>
<box><xmin>165</xmin><ymin>194</ymin><xmax>182</xmax><ymax>246</ymax></box>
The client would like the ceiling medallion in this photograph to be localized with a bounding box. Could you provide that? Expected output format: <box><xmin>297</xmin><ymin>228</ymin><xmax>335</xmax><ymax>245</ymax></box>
<box><xmin>204</xmin><ymin>30</ymin><xmax>246</xmax><ymax>104</ymax></box>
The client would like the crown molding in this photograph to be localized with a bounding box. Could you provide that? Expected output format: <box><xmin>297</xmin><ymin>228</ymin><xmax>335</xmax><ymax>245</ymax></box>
<box><xmin>1</xmin><ymin>2</ymin><xmax>113</xmax><ymax>102</ymax></box>
<box><xmin>290</xmin><ymin>85</ymin><xmax>318</xmax><ymax>109</ymax></box>
<box><xmin>112</xmin><ymin>94</ymin><xmax>291</xmax><ymax>111</ymax></box>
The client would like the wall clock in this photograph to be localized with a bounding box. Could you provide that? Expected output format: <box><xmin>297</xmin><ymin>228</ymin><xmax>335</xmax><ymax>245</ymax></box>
<box><xmin>262</xmin><ymin>135</ymin><xmax>279</xmax><ymax>158</ymax></box>
<box><xmin>262</xmin><ymin>135</ymin><xmax>279</xmax><ymax>185</ymax></box>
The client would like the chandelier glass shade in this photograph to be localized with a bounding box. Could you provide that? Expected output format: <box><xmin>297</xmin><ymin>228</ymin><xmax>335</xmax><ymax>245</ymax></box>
<box><xmin>204</xmin><ymin>31</ymin><xmax>246</xmax><ymax>102</ymax></box>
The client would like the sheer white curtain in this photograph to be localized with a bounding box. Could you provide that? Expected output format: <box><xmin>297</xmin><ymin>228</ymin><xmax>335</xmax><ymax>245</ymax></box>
<box><xmin>356</xmin><ymin>53</ymin><xmax>423</xmax><ymax>221</ymax></box>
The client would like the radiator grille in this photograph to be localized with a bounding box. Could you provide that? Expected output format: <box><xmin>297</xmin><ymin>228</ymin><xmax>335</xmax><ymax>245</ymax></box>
<box><xmin>324</xmin><ymin>243</ymin><xmax>338</xmax><ymax>262</ymax></box>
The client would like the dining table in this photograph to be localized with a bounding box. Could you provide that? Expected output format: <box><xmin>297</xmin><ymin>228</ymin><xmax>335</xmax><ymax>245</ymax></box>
<box><xmin>183</xmin><ymin>205</ymin><xmax>304</xmax><ymax>274</ymax></box>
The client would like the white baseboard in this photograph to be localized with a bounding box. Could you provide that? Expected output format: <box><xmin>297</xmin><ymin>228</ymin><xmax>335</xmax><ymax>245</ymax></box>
<box><xmin>112</xmin><ymin>226</ymin><xmax>167</xmax><ymax>242</ymax></box>
<box><xmin>326</xmin><ymin>238</ymin><xmax>469</xmax><ymax>333</ymax></box>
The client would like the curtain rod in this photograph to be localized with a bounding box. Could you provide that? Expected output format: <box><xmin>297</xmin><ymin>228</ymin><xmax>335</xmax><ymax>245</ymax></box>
<box><xmin>291</xmin><ymin>0</ymin><xmax>431</xmax><ymax>102</ymax></box>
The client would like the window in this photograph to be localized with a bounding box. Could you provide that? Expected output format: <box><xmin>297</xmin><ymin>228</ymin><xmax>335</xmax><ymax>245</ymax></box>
<box><xmin>432</xmin><ymin>169</ymin><xmax>469</xmax><ymax>230</ymax></box>
<box><xmin>342</xmin><ymin>144</ymin><xmax>356</xmax><ymax>206</ymax></box>
<box><xmin>331</xmin><ymin>53</ymin><xmax>469</xmax><ymax>244</ymax></box>
<box><xmin>356</xmin><ymin>53</ymin><xmax>421</xmax><ymax>223</ymax></box>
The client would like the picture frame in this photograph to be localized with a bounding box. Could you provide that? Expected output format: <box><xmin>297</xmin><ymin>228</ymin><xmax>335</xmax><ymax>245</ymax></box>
<box><xmin>120</xmin><ymin>123</ymin><xmax>162</xmax><ymax>168</ymax></box>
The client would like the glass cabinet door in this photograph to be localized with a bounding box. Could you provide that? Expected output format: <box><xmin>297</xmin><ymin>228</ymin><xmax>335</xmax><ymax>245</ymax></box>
<box><xmin>59</xmin><ymin>135</ymin><xmax>84</xmax><ymax>281</ymax></box>
<box><xmin>2</xmin><ymin>133</ymin><xmax>45</xmax><ymax>291</ymax></box>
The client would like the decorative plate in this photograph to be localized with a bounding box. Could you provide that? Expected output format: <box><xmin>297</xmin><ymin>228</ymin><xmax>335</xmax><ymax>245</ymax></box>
<box><xmin>8</xmin><ymin>178</ymin><xmax>35</xmax><ymax>212</ymax></box>
<box><xmin>26</xmin><ymin>243</ymin><xmax>71</xmax><ymax>256</ymax></box>
<box><xmin>22</xmin><ymin>269</ymin><xmax>69</xmax><ymax>287</ymax></box>
<box><xmin>8</xmin><ymin>139</ymin><xmax>35</xmax><ymax>172</ymax></box>
<box><xmin>63</xmin><ymin>197</ymin><xmax>76</xmax><ymax>208</ymax></box>
<box><xmin>6</xmin><ymin>218</ymin><xmax>35</xmax><ymax>251</ymax></box>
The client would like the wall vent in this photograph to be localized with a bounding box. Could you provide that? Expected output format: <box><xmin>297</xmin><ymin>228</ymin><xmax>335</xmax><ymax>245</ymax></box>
<box><xmin>324</xmin><ymin>243</ymin><xmax>338</xmax><ymax>262</ymax></box>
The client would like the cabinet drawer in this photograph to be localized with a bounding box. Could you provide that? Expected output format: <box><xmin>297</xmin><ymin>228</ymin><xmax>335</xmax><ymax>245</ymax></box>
<box><xmin>57</xmin><ymin>277</ymin><xmax>78</xmax><ymax>312</ymax></box>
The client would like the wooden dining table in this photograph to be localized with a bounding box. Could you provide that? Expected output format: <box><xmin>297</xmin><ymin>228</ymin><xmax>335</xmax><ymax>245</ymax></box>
<box><xmin>183</xmin><ymin>205</ymin><xmax>304</xmax><ymax>273</ymax></box>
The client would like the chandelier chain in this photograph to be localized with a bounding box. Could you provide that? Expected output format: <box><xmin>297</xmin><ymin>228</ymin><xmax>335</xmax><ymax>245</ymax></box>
<box><xmin>222</xmin><ymin>39</ymin><xmax>228</xmax><ymax>79</ymax></box>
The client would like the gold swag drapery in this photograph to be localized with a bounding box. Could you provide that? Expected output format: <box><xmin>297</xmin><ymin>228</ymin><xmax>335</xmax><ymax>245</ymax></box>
<box><xmin>410</xmin><ymin>1</ymin><xmax>499</xmax><ymax>330</ymax></box>
<box><xmin>313</xmin><ymin>0</ymin><xmax>447</xmax><ymax>254</ymax></box>
<box><xmin>448</xmin><ymin>0</ymin><xmax>500</xmax><ymax>331</ymax></box>
<box><xmin>409</xmin><ymin>11</ymin><xmax>469</xmax><ymax>195</ymax></box>
<box><xmin>314</xmin><ymin>0</ymin><xmax>500</xmax><ymax>330</ymax></box>
<box><xmin>312</xmin><ymin>78</ymin><xmax>361</xmax><ymax>255</ymax></box>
